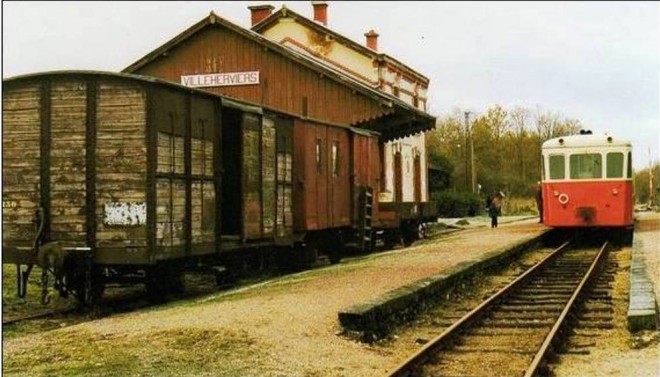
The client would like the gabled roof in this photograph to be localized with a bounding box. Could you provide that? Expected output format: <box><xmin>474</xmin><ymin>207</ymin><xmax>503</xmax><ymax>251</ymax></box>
<box><xmin>251</xmin><ymin>6</ymin><xmax>429</xmax><ymax>85</ymax></box>
<box><xmin>122</xmin><ymin>11</ymin><xmax>435</xmax><ymax>139</ymax></box>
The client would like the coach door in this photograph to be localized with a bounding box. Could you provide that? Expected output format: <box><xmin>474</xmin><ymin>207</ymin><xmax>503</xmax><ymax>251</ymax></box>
<box><xmin>274</xmin><ymin>116</ymin><xmax>293</xmax><ymax>238</ymax></box>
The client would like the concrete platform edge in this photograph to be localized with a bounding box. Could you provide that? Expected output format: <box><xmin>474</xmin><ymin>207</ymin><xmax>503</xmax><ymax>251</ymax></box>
<box><xmin>627</xmin><ymin>236</ymin><xmax>659</xmax><ymax>332</ymax></box>
<box><xmin>338</xmin><ymin>229</ymin><xmax>552</xmax><ymax>340</ymax></box>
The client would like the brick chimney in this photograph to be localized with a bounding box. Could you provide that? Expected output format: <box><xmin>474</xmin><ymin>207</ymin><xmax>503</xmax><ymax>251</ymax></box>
<box><xmin>248</xmin><ymin>4</ymin><xmax>275</xmax><ymax>26</ymax></box>
<box><xmin>364</xmin><ymin>30</ymin><xmax>379</xmax><ymax>51</ymax></box>
<box><xmin>312</xmin><ymin>1</ymin><xmax>328</xmax><ymax>26</ymax></box>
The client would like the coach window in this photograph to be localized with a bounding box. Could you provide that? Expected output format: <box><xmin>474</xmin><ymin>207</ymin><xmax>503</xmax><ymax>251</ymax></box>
<box><xmin>606</xmin><ymin>152</ymin><xmax>624</xmax><ymax>178</ymax></box>
<box><xmin>316</xmin><ymin>139</ymin><xmax>323</xmax><ymax>174</ymax></box>
<box><xmin>332</xmin><ymin>141</ymin><xmax>339</xmax><ymax>176</ymax></box>
<box><xmin>570</xmin><ymin>153</ymin><xmax>602</xmax><ymax>179</ymax></box>
<box><xmin>549</xmin><ymin>155</ymin><xmax>565</xmax><ymax>180</ymax></box>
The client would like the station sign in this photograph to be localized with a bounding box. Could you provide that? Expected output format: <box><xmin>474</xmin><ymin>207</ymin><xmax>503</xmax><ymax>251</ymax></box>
<box><xmin>181</xmin><ymin>71</ymin><xmax>260</xmax><ymax>88</ymax></box>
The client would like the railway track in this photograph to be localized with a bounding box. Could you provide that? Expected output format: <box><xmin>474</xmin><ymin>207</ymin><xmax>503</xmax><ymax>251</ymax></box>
<box><xmin>2</xmin><ymin>307</ymin><xmax>79</xmax><ymax>326</ymax></box>
<box><xmin>387</xmin><ymin>240</ymin><xmax>610</xmax><ymax>377</ymax></box>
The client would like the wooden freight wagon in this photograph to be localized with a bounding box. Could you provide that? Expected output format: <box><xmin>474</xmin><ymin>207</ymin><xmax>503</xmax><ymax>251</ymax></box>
<box><xmin>2</xmin><ymin>71</ymin><xmax>229</xmax><ymax>303</ymax></box>
<box><xmin>2</xmin><ymin>70</ymin><xmax>300</xmax><ymax>303</ymax></box>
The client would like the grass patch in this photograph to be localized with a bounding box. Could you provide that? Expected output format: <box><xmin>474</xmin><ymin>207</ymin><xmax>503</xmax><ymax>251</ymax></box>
<box><xmin>4</xmin><ymin>327</ymin><xmax>262</xmax><ymax>377</ymax></box>
<box><xmin>502</xmin><ymin>197</ymin><xmax>538</xmax><ymax>216</ymax></box>
<box><xmin>2</xmin><ymin>264</ymin><xmax>76</xmax><ymax>319</ymax></box>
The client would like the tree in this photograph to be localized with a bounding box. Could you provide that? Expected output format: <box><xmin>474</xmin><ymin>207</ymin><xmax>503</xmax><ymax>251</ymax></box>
<box><xmin>634</xmin><ymin>164</ymin><xmax>660</xmax><ymax>204</ymax></box>
<box><xmin>427</xmin><ymin>104</ymin><xmax>587</xmax><ymax>199</ymax></box>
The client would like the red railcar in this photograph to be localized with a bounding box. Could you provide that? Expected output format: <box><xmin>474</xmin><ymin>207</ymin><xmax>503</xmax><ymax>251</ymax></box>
<box><xmin>541</xmin><ymin>133</ymin><xmax>634</xmax><ymax>238</ymax></box>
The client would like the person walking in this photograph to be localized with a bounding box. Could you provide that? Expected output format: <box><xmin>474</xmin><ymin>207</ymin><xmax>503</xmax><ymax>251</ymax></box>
<box><xmin>534</xmin><ymin>181</ymin><xmax>543</xmax><ymax>223</ymax></box>
<box><xmin>489</xmin><ymin>191</ymin><xmax>504</xmax><ymax>228</ymax></box>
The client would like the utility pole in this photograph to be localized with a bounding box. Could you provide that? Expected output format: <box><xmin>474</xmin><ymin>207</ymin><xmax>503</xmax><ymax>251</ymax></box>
<box><xmin>649</xmin><ymin>147</ymin><xmax>654</xmax><ymax>207</ymax></box>
<box><xmin>465</xmin><ymin>111</ymin><xmax>476</xmax><ymax>194</ymax></box>
<box><xmin>464</xmin><ymin>112</ymin><xmax>470</xmax><ymax>191</ymax></box>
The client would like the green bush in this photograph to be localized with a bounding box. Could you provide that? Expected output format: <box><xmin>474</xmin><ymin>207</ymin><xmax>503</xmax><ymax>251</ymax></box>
<box><xmin>431</xmin><ymin>190</ymin><xmax>484</xmax><ymax>217</ymax></box>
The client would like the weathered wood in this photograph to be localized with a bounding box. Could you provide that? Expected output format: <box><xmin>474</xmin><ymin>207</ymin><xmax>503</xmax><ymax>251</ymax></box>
<box><xmin>2</xmin><ymin>82</ymin><xmax>41</xmax><ymax>244</ymax></box>
<box><xmin>95</xmin><ymin>81</ymin><xmax>147</xmax><ymax>249</ymax></box>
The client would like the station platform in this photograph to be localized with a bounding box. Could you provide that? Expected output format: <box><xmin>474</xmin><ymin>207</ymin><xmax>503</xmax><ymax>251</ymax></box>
<box><xmin>3</xmin><ymin>217</ymin><xmax>549</xmax><ymax>377</ymax></box>
<box><xmin>627</xmin><ymin>212</ymin><xmax>660</xmax><ymax>331</ymax></box>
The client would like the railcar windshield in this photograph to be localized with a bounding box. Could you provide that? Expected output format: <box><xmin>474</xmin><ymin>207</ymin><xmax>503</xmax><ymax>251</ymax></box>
<box><xmin>570</xmin><ymin>153</ymin><xmax>602</xmax><ymax>179</ymax></box>
<box><xmin>606</xmin><ymin>152</ymin><xmax>624</xmax><ymax>178</ymax></box>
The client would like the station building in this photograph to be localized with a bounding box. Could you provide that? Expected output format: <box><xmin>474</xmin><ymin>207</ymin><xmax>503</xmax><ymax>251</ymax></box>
<box><xmin>248</xmin><ymin>2</ymin><xmax>432</xmax><ymax>205</ymax></box>
<box><xmin>122</xmin><ymin>2</ymin><xmax>436</xmax><ymax>228</ymax></box>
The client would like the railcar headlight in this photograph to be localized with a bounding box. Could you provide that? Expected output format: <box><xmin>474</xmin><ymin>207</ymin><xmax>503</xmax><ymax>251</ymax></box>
<box><xmin>612</xmin><ymin>188</ymin><xmax>619</xmax><ymax>195</ymax></box>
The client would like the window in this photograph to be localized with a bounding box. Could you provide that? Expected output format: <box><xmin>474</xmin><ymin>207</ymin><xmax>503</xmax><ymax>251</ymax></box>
<box><xmin>331</xmin><ymin>141</ymin><xmax>339</xmax><ymax>176</ymax></box>
<box><xmin>316</xmin><ymin>139</ymin><xmax>323</xmax><ymax>174</ymax></box>
<box><xmin>627</xmin><ymin>152</ymin><xmax>633</xmax><ymax>178</ymax></box>
<box><xmin>606</xmin><ymin>152</ymin><xmax>624</xmax><ymax>178</ymax></box>
<box><xmin>541</xmin><ymin>158</ymin><xmax>545</xmax><ymax>180</ymax></box>
<box><xmin>549</xmin><ymin>155</ymin><xmax>565</xmax><ymax>180</ymax></box>
<box><xmin>570</xmin><ymin>153</ymin><xmax>602</xmax><ymax>179</ymax></box>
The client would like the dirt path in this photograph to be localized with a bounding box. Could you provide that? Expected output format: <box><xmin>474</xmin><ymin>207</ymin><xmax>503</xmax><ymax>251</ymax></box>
<box><xmin>4</xmin><ymin>220</ymin><xmax>545</xmax><ymax>377</ymax></box>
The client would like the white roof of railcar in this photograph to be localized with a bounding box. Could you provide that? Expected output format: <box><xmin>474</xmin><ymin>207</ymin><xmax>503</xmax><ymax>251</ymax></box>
<box><xmin>542</xmin><ymin>134</ymin><xmax>632</xmax><ymax>149</ymax></box>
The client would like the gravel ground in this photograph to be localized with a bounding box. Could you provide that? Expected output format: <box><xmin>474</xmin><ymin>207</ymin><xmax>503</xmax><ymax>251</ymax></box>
<box><xmin>553</xmin><ymin>212</ymin><xmax>660</xmax><ymax>377</ymax></box>
<box><xmin>3</xmin><ymin>218</ymin><xmax>546</xmax><ymax>377</ymax></box>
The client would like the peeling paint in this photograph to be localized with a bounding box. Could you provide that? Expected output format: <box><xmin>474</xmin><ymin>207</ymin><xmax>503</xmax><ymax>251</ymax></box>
<box><xmin>104</xmin><ymin>202</ymin><xmax>147</xmax><ymax>226</ymax></box>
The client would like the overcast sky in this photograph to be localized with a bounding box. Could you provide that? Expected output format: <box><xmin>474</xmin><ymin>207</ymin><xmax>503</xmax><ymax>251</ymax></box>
<box><xmin>3</xmin><ymin>1</ymin><xmax>659</xmax><ymax>169</ymax></box>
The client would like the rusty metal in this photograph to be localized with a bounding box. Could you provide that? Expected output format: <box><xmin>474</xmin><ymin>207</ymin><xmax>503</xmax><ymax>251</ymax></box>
<box><xmin>387</xmin><ymin>240</ymin><xmax>572</xmax><ymax>377</ymax></box>
<box><xmin>524</xmin><ymin>242</ymin><xmax>610</xmax><ymax>377</ymax></box>
<box><xmin>387</xmin><ymin>240</ymin><xmax>611</xmax><ymax>377</ymax></box>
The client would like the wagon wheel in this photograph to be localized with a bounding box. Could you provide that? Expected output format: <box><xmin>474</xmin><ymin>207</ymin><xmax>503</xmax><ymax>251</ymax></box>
<box><xmin>327</xmin><ymin>232</ymin><xmax>344</xmax><ymax>265</ymax></box>
<box><xmin>82</xmin><ymin>264</ymin><xmax>106</xmax><ymax>307</ymax></box>
<box><xmin>145</xmin><ymin>264</ymin><xmax>185</xmax><ymax>301</ymax></box>
<box><xmin>292</xmin><ymin>238</ymin><xmax>318</xmax><ymax>270</ymax></box>
<box><xmin>417</xmin><ymin>223</ymin><xmax>427</xmax><ymax>240</ymax></box>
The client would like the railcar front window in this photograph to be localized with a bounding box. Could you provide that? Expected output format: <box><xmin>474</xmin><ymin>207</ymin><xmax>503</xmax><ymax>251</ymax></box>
<box><xmin>570</xmin><ymin>153</ymin><xmax>602</xmax><ymax>179</ymax></box>
<box><xmin>606</xmin><ymin>152</ymin><xmax>624</xmax><ymax>178</ymax></box>
<box><xmin>549</xmin><ymin>155</ymin><xmax>565</xmax><ymax>180</ymax></box>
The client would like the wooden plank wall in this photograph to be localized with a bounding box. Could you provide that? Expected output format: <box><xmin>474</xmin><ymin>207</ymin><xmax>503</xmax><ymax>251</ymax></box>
<box><xmin>241</xmin><ymin>113</ymin><xmax>263</xmax><ymax>239</ymax></box>
<box><xmin>95</xmin><ymin>81</ymin><xmax>148</xmax><ymax>248</ymax></box>
<box><xmin>49</xmin><ymin>80</ymin><xmax>87</xmax><ymax>242</ymax></box>
<box><xmin>134</xmin><ymin>25</ymin><xmax>388</xmax><ymax>127</ymax></box>
<box><xmin>275</xmin><ymin>118</ymin><xmax>294</xmax><ymax>238</ymax></box>
<box><xmin>190</xmin><ymin>97</ymin><xmax>216</xmax><ymax>254</ymax></box>
<box><xmin>2</xmin><ymin>83</ymin><xmax>42</xmax><ymax>245</ymax></box>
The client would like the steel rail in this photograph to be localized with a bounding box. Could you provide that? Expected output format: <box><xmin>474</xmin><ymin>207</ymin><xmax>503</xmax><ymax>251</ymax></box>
<box><xmin>386</xmin><ymin>240</ymin><xmax>571</xmax><ymax>377</ymax></box>
<box><xmin>2</xmin><ymin>307</ymin><xmax>77</xmax><ymax>326</ymax></box>
<box><xmin>523</xmin><ymin>241</ymin><xmax>609</xmax><ymax>377</ymax></box>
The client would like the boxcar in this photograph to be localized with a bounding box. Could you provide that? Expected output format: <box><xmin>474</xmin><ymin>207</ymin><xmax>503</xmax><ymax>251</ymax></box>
<box><xmin>3</xmin><ymin>70</ymin><xmax>418</xmax><ymax>304</ymax></box>
<box><xmin>3</xmin><ymin>71</ymin><xmax>232</xmax><ymax>303</ymax></box>
<box><xmin>541</xmin><ymin>131</ymin><xmax>634</xmax><ymax>240</ymax></box>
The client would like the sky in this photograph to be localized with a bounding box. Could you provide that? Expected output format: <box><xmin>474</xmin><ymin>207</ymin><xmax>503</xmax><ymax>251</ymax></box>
<box><xmin>2</xmin><ymin>1</ymin><xmax>659</xmax><ymax>170</ymax></box>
